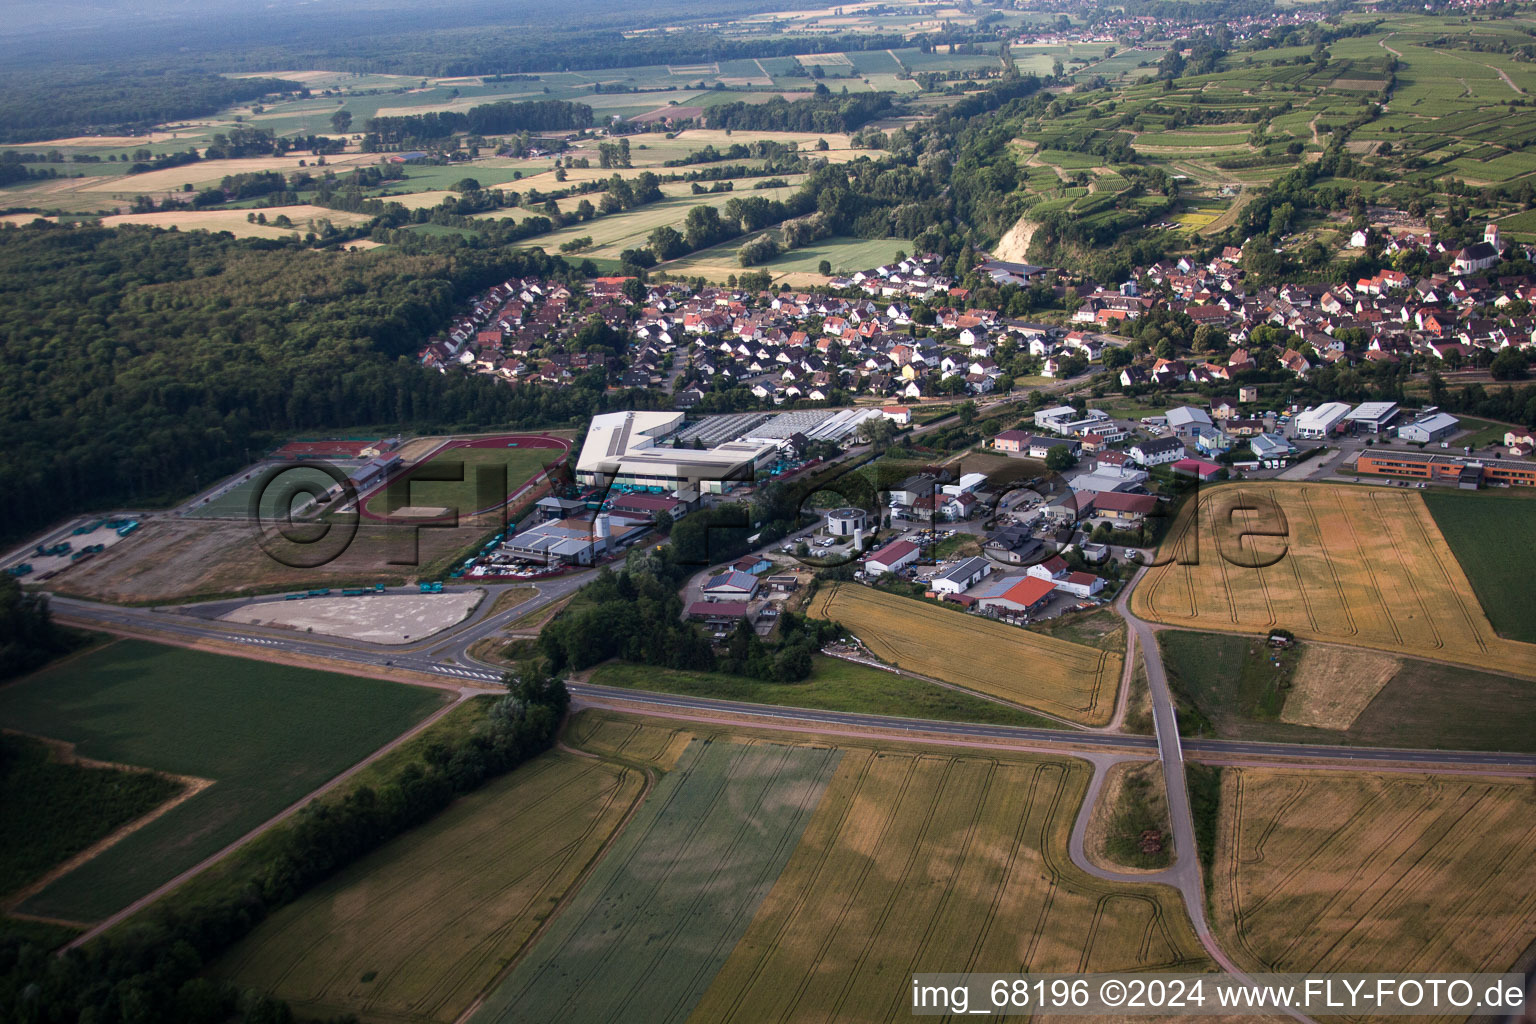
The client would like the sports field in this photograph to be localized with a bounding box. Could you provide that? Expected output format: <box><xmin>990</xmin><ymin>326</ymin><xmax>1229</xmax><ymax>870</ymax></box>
<box><xmin>471</xmin><ymin>736</ymin><xmax>842</xmax><ymax>1024</ymax></box>
<box><xmin>184</xmin><ymin>462</ymin><xmax>349</xmax><ymax>519</ymax></box>
<box><xmin>1131</xmin><ymin>483</ymin><xmax>1536</xmax><ymax>679</ymax></box>
<box><xmin>691</xmin><ymin>747</ymin><xmax>1207</xmax><ymax>1022</ymax></box>
<box><xmin>215</xmin><ymin>750</ymin><xmax>649</xmax><ymax>1024</ymax></box>
<box><xmin>1211</xmin><ymin>767</ymin><xmax>1536</xmax><ymax>1000</ymax></box>
<box><xmin>807</xmin><ymin>584</ymin><xmax>1122</xmax><ymax>724</ymax></box>
<box><xmin>0</xmin><ymin>640</ymin><xmax>448</xmax><ymax>922</ymax></box>
<box><xmin>360</xmin><ymin>435</ymin><xmax>569</xmax><ymax>520</ymax></box>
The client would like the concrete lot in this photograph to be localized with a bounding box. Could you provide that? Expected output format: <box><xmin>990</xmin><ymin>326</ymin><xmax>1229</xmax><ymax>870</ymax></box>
<box><xmin>217</xmin><ymin>590</ymin><xmax>484</xmax><ymax>645</ymax></box>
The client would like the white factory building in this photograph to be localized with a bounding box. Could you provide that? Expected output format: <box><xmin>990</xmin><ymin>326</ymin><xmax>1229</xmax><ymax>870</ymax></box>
<box><xmin>1293</xmin><ymin>402</ymin><xmax>1351</xmax><ymax>439</ymax></box>
<box><xmin>575</xmin><ymin>410</ymin><xmax>778</xmax><ymax>494</ymax></box>
<box><xmin>1344</xmin><ymin>401</ymin><xmax>1400</xmax><ymax>434</ymax></box>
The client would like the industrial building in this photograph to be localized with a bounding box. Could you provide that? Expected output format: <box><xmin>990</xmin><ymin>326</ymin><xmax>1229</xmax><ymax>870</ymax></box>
<box><xmin>971</xmin><ymin>575</ymin><xmax>1056</xmax><ymax>617</ymax></box>
<box><xmin>575</xmin><ymin>410</ymin><xmax>778</xmax><ymax>494</ymax></box>
<box><xmin>930</xmin><ymin>556</ymin><xmax>992</xmax><ymax>596</ymax></box>
<box><xmin>864</xmin><ymin>538</ymin><xmax>920</xmax><ymax>575</ymax></box>
<box><xmin>502</xmin><ymin>512</ymin><xmax>642</xmax><ymax>566</ymax></box>
<box><xmin>1344</xmin><ymin>401</ymin><xmax>1400</xmax><ymax>433</ymax></box>
<box><xmin>1354</xmin><ymin>449</ymin><xmax>1536</xmax><ymax>487</ymax></box>
<box><xmin>826</xmin><ymin>507</ymin><xmax>868</xmax><ymax>537</ymax></box>
<box><xmin>1396</xmin><ymin>409</ymin><xmax>1461</xmax><ymax>444</ymax></box>
<box><xmin>1293</xmin><ymin>402</ymin><xmax>1352</xmax><ymax>438</ymax></box>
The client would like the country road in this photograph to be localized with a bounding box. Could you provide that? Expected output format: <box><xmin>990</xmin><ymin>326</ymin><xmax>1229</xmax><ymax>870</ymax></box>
<box><xmin>41</xmin><ymin>560</ymin><xmax>1536</xmax><ymax>970</ymax></box>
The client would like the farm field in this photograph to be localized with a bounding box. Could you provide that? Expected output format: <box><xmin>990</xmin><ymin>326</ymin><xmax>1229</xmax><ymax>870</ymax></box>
<box><xmin>807</xmin><ymin>583</ymin><xmax>1121</xmax><ymax>724</ymax></box>
<box><xmin>661</xmin><ymin>234</ymin><xmax>909</xmax><ymax>283</ymax></box>
<box><xmin>1158</xmin><ymin>630</ymin><xmax>1536</xmax><ymax>752</ymax></box>
<box><xmin>99</xmin><ymin>205</ymin><xmax>372</xmax><ymax>239</ymax></box>
<box><xmin>0</xmin><ymin>733</ymin><xmax>184</xmax><ymax>903</ymax></box>
<box><xmin>513</xmin><ymin>184</ymin><xmax>803</xmax><ymax>260</ymax></box>
<box><xmin>214</xmin><ymin>749</ymin><xmax>650</xmax><ymax>1024</ymax></box>
<box><xmin>0</xmin><ymin>640</ymin><xmax>449</xmax><ymax>922</ymax></box>
<box><xmin>586</xmin><ymin>655</ymin><xmax>1062</xmax><ymax>728</ymax></box>
<box><xmin>690</xmin><ymin>745</ymin><xmax>1207</xmax><ymax>1022</ymax></box>
<box><xmin>359</xmin><ymin>435</ymin><xmax>569</xmax><ymax>520</ymax></box>
<box><xmin>1421</xmin><ymin>490</ymin><xmax>1536</xmax><ymax>643</ymax></box>
<box><xmin>471</xmin><ymin>734</ymin><xmax>842</xmax><ymax>1024</ymax></box>
<box><xmin>1211</xmin><ymin>767</ymin><xmax>1536</xmax><ymax>1001</ymax></box>
<box><xmin>1131</xmin><ymin>482</ymin><xmax>1536</xmax><ymax>679</ymax></box>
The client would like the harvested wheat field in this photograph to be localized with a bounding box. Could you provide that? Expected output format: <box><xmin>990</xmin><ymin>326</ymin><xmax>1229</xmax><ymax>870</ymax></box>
<box><xmin>1132</xmin><ymin>482</ymin><xmax>1536</xmax><ymax>679</ymax></box>
<box><xmin>1279</xmin><ymin>644</ymin><xmax>1401</xmax><ymax>729</ymax></box>
<box><xmin>100</xmin><ymin>206</ymin><xmax>372</xmax><ymax>238</ymax></box>
<box><xmin>79</xmin><ymin>154</ymin><xmax>378</xmax><ymax>193</ymax></box>
<box><xmin>690</xmin><ymin>747</ymin><xmax>1208</xmax><ymax>1023</ymax></box>
<box><xmin>1211</xmin><ymin>767</ymin><xmax>1536</xmax><ymax>1013</ymax></box>
<box><xmin>808</xmin><ymin>584</ymin><xmax>1121</xmax><ymax>724</ymax></box>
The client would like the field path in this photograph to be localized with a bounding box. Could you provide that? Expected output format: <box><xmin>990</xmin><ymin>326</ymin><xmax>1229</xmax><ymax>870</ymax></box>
<box><xmin>1380</xmin><ymin>34</ymin><xmax>1403</xmax><ymax>59</ymax></box>
<box><xmin>1115</xmin><ymin>570</ymin><xmax>1319</xmax><ymax>1024</ymax></box>
<box><xmin>61</xmin><ymin>686</ymin><xmax>482</xmax><ymax>953</ymax></box>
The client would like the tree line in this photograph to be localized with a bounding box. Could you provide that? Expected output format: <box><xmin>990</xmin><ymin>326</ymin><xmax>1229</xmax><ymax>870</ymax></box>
<box><xmin>0</xmin><ymin>667</ymin><xmax>569</xmax><ymax>1023</ymax></box>
<box><xmin>0</xmin><ymin>579</ymin><xmax>81</xmax><ymax>681</ymax></box>
<box><xmin>364</xmin><ymin>99</ymin><xmax>594</xmax><ymax>147</ymax></box>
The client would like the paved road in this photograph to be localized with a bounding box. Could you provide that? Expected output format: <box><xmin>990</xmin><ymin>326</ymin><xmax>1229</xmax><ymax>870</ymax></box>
<box><xmin>53</xmin><ymin>594</ymin><xmax>1536</xmax><ymax>773</ymax></box>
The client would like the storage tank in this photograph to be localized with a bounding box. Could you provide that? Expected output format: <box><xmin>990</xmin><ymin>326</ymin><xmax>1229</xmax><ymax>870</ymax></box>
<box><xmin>594</xmin><ymin>513</ymin><xmax>612</xmax><ymax>552</ymax></box>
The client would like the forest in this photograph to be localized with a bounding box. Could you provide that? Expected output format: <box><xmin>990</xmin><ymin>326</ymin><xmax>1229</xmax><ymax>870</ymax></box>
<box><xmin>704</xmin><ymin>92</ymin><xmax>895</xmax><ymax>135</ymax></box>
<box><xmin>0</xmin><ymin>225</ymin><xmax>666</xmax><ymax>545</ymax></box>
<box><xmin>0</xmin><ymin>69</ymin><xmax>301</xmax><ymax>144</ymax></box>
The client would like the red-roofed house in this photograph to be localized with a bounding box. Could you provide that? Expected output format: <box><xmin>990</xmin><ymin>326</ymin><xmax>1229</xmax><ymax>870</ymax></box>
<box><xmin>1058</xmin><ymin>571</ymin><xmax>1105</xmax><ymax>598</ymax></box>
<box><xmin>993</xmin><ymin>429</ymin><xmax>1032</xmax><ymax>453</ymax></box>
<box><xmin>1086</xmin><ymin>491</ymin><xmax>1158</xmax><ymax>521</ymax></box>
<box><xmin>1027</xmin><ymin>555</ymin><xmax>1070</xmax><ymax>581</ymax></box>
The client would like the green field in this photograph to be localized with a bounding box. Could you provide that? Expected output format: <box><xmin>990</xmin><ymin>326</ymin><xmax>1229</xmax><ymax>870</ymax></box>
<box><xmin>184</xmin><ymin>462</ymin><xmax>350</xmax><ymax>519</ymax></box>
<box><xmin>516</xmin><ymin>184</ymin><xmax>801</xmax><ymax>260</ymax></box>
<box><xmin>662</xmin><ymin>234</ymin><xmax>910</xmax><ymax>280</ymax></box>
<box><xmin>1159</xmin><ymin>630</ymin><xmax>1536</xmax><ymax>751</ymax></box>
<box><xmin>470</xmin><ymin>737</ymin><xmax>840</xmax><ymax>1024</ymax></box>
<box><xmin>1422</xmin><ymin>490</ymin><xmax>1536</xmax><ymax>643</ymax></box>
<box><xmin>215</xmin><ymin>748</ymin><xmax>647</xmax><ymax>1024</ymax></box>
<box><xmin>1449</xmin><ymin>416</ymin><xmax>1517</xmax><ymax>449</ymax></box>
<box><xmin>0</xmin><ymin>640</ymin><xmax>448</xmax><ymax>921</ymax></box>
<box><xmin>0</xmin><ymin>732</ymin><xmax>183</xmax><ymax>900</ymax></box>
<box><xmin>586</xmin><ymin>655</ymin><xmax>1062</xmax><ymax>728</ymax></box>
<box><xmin>363</xmin><ymin>444</ymin><xmax>562</xmax><ymax>518</ymax></box>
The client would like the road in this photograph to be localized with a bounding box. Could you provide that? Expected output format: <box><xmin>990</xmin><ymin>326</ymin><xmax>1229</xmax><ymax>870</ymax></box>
<box><xmin>41</xmin><ymin>548</ymin><xmax>1536</xmax><ymax>987</ymax></box>
<box><xmin>51</xmin><ymin>593</ymin><xmax>1536</xmax><ymax>774</ymax></box>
